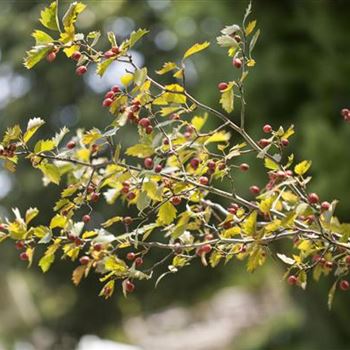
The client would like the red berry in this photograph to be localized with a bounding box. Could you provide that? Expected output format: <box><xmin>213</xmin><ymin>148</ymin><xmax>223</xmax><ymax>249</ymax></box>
<box><xmin>196</xmin><ymin>244</ymin><xmax>212</xmax><ymax>255</ymax></box>
<box><xmin>15</xmin><ymin>241</ymin><xmax>25</xmax><ymax>250</ymax></box>
<box><xmin>127</xmin><ymin>192</ymin><xmax>136</xmax><ymax>200</ymax></box>
<box><xmin>171</xmin><ymin>196</ymin><xmax>182</xmax><ymax>206</ymax></box>
<box><xmin>163</xmin><ymin>138</ymin><xmax>169</xmax><ymax>145</ymax></box>
<box><xmin>90</xmin><ymin>192</ymin><xmax>100</xmax><ymax>203</ymax></box>
<box><xmin>258</xmin><ymin>138</ymin><xmax>270</xmax><ymax>147</ymax></box>
<box><xmin>79</xmin><ymin>256</ymin><xmax>90</xmax><ymax>265</ymax></box>
<box><xmin>94</xmin><ymin>243</ymin><xmax>103</xmax><ymax>251</ymax></box>
<box><xmin>155</xmin><ymin>164</ymin><xmax>163</xmax><ymax>173</ymax></box>
<box><xmin>341</xmin><ymin>108</ymin><xmax>349</xmax><ymax>117</ymax></box>
<box><xmin>127</xmin><ymin>252</ymin><xmax>136</xmax><ymax>261</ymax></box>
<box><xmin>232</xmin><ymin>58</ymin><xmax>242</xmax><ymax>68</ymax></box>
<box><xmin>145</xmin><ymin>126</ymin><xmax>153</xmax><ymax>134</ymax></box>
<box><xmin>127</xmin><ymin>112</ymin><xmax>135</xmax><ymax>120</ymax></box>
<box><xmin>239</xmin><ymin>163</ymin><xmax>249</xmax><ymax>172</ymax></box>
<box><xmin>308</xmin><ymin>193</ymin><xmax>319</xmax><ymax>204</ymax></box>
<box><xmin>103</xmin><ymin>98</ymin><xmax>113</xmax><ymax>107</ymax></box>
<box><xmin>207</xmin><ymin>160</ymin><xmax>216</xmax><ymax>170</ymax></box>
<box><xmin>170</xmin><ymin>113</ymin><xmax>180</xmax><ymax>120</ymax></box>
<box><xmin>82</xmin><ymin>215</ymin><xmax>91</xmax><ymax>224</ymax></box>
<box><xmin>205</xmin><ymin>233</ymin><xmax>214</xmax><ymax>241</ymax></box>
<box><xmin>20</xmin><ymin>252</ymin><xmax>29</xmax><ymax>261</ymax></box>
<box><xmin>111</xmin><ymin>47</ymin><xmax>121</xmax><ymax>54</ymax></box>
<box><xmin>218</xmin><ymin>82</ymin><xmax>228</xmax><ymax>91</ymax></box>
<box><xmin>144</xmin><ymin>157</ymin><xmax>154</xmax><ymax>169</ymax></box>
<box><xmin>190</xmin><ymin>158</ymin><xmax>200</xmax><ymax>170</ymax></box>
<box><xmin>111</xmin><ymin>85</ymin><xmax>121</xmax><ymax>93</ymax></box>
<box><xmin>125</xmin><ymin>280</ymin><xmax>135</xmax><ymax>293</ymax></box>
<box><xmin>250</xmin><ymin>185</ymin><xmax>260</xmax><ymax>195</ymax></box>
<box><xmin>104</xmin><ymin>50</ymin><xmax>115</xmax><ymax>59</ymax></box>
<box><xmin>287</xmin><ymin>275</ymin><xmax>298</xmax><ymax>285</ymax></box>
<box><xmin>124</xmin><ymin>216</ymin><xmax>133</xmax><ymax>225</ymax></box>
<box><xmin>46</xmin><ymin>51</ymin><xmax>56</xmax><ymax>62</ymax></box>
<box><xmin>186</xmin><ymin>125</ymin><xmax>195</xmax><ymax>133</ymax></box>
<box><xmin>73</xmin><ymin>237</ymin><xmax>82</xmax><ymax>245</ymax></box>
<box><xmin>199</xmin><ymin>176</ymin><xmax>209</xmax><ymax>186</ymax></box>
<box><xmin>105</xmin><ymin>91</ymin><xmax>115</xmax><ymax>99</ymax></box>
<box><xmin>263</xmin><ymin>124</ymin><xmax>272</xmax><ymax>133</ymax></box>
<box><xmin>321</xmin><ymin>201</ymin><xmax>331</xmax><ymax>211</ymax></box>
<box><xmin>76</xmin><ymin>65</ymin><xmax>87</xmax><ymax>76</ymax></box>
<box><xmin>340</xmin><ymin>280</ymin><xmax>350</xmax><ymax>291</ymax></box>
<box><xmin>121</xmin><ymin>186</ymin><xmax>129</xmax><ymax>194</ymax></box>
<box><xmin>345</xmin><ymin>256</ymin><xmax>350</xmax><ymax>265</ymax></box>
<box><xmin>138</xmin><ymin>118</ymin><xmax>151</xmax><ymax>128</ymax></box>
<box><xmin>223</xmin><ymin>220</ymin><xmax>233</xmax><ymax>229</ymax></box>
<box><xmin>324</xmin><ymin>261</ymin><xmax>333</xmax><ymax>269</ymax></box>
<box><xmin>228</xmin><ymin>207</ymin><xmax>237</xmax><ymax>214</ymax></box>
<box><xmin>218</xmin><ymin>162</ymin><xmax>225</xmax><ymax>170</ymax></box>
<box><xmin>135</xmin><ymin>257</ymin><xmax>143</xmax><ymax>267</ymax></box>
<box><xmin>281</xmin><ymin>139</ymin><xmax>289</xmax><ymax>147</ymax></box>
<box><xmin>66</xmin><ymin>140</ymin><xmax>76</xmax><ymax>149</ymax></box>
<box><xmin>72</xmin><ymin>51</ymin><xmax>82</xmax><ymax>61</ymax></box>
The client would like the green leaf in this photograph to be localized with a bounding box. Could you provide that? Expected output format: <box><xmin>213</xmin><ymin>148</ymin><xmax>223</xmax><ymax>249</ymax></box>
<box><xmin>183</xmin><ymin>42</ymin><xmax>210</xmax><ymax>59</ymax></box>
<box><xmin>38</xmin><ymin>163</ymin><xmax>61</xmax><ymax>185</ymax></box>
<box><xmin>96</xmin><ymin>58</ymin><xmax>114</xmax><ymax>77</ymax></box>
<box><xmin>126</xmin><ymin>144</ymin><xmax>154</xmax><ymax>158</ymax></box>
<box><xmin>39</xmin><ymin>2</ymin><xmax>59</xmax><ymax>31</ymax></box>
<box><xmin>24</xmin><ymin>45</ymin><xmax>51</xmax><ymax>69</ymax></box>
<box><xmin>219</xmin><ymin>83</ymin><xmax>234</xmax><ymax>113</ymax></box>
<box><xmin>128</xmin><ymin>28</ymin><xmax>149</xmax><ymax>48</ymax></box>
<box><xmin>62</xmin><ymin>2</ymin><xmax>86</xmax><ymax>32</ymax></box>
<box><xmin>32</xmin><ymin>30</ymin><xmax>54</xmax><ymax>45</ymax></box>
<box><xmin>156</xmin><ymin>62</ymin><xmax>177</xmax><ymax>75</ymax></box>
<box><xmin>157</xmin><ymin>201</ymin><xmax>177</xmax><ymax>226</ymax></box>
<box><xmin>294</xmin><ymin>160</ymin><xmax>312</xmax><ymax>176</ymax></box>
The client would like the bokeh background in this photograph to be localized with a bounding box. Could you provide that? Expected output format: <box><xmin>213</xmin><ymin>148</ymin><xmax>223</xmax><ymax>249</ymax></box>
<box><xmin>0</xmin><ymin>0</ymin><xmax>350</xmax><ymax>349</ymax></box>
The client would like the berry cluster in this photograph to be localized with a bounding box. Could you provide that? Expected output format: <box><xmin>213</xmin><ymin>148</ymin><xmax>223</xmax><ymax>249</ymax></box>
<box><xmin>0</xmin><ymin>143</ymin><xmax>16</xmax><ymax>158</ymax></box>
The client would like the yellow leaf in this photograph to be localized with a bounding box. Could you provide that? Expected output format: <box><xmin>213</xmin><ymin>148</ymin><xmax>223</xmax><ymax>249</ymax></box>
<box><xmin>191</xmin><ymin>114</ymin><xmax>207</xmax><ymax>131</ymax></box>
<box><xmin>247</xmin><ymin>59</ymin><xmax>256</xmax><ymax>67</ymax></box>
<box><xmin>157</xmin><ymin>201</ymin><xmax>177</xmax><ymax>225</ymax></box>
<box><xmin>204</xmin><ymin>131</ymin><xmax>231</xmax><ymax>144</ymax></box>
<box><xmin>72</xmin><ymin>265</ymin><xmax>87</xmax><ymax>286</ymax></box>
<box><xmin>259</xmin><ymin>196</ymin><xmax>275</xmax><ymax>215</ymax></box>
<box><xmin>264</xmin><ymin>157</ymin><xmax>279</xmax><ymax>170</ymax></box>
<box><xmin>23</xmin><ymin>117</ymin><xmax>45</xmax><ymax>143</ymax></box>
<box><xmin>219</xmin><ymin>82</ymin><xmax>234</xmax><ymax>113</ymax></box>
<box><xmin>221</xmin><ymin>226</ymin><xmax>240</xmax><ymax>238</ymax></box>
<box><xmin>50</xmin><ymin>214</ymin><xmax>67</xmax><ymax>229</ymax></box>
<box><xmin>34</xmin><ymin>139</ymin><xmax>55</xmax><ymax>153</ymax></box>
<box><xmin>241</xmin><ymin>211</ymin><xmax>257</xmax><ymax>236</ymax></box>
<box><xmin>39</xmin><ymin>253</ymin><xmax>55</xmax><ymax>273</ymax></box>
<box><xmin>25</xmin><ymin>207</ymin><xmax>39</xmax><ymax>225</ymax></box>
<box><xmin>39</xmin><ymin>1</ymin><xmax>58</xmax><ymax>31</ymax></box>
<box><xmin>183</xmin><ymin>41</ymin><xmax>210</xmax><ymax>59</ymax></box>
<box><xmin>38</xmin><ymin>163</ymin><xmax>61</xmax><ymax>185</ymax></box>
<box><xmin>245</xmin><ymin>20</ymin><xmax>257</xmax><ymax>36</ymax></box>
<box><xmin>142</xmin><ymin>181</ymin><xmax>162</xmax><ymax>201</ymax></box>
<box><xmin>294</xmin><ymin>160</ymin><xmax>312</xmax><ymax>176</ymax></box>
<box><xmin>120</xmin><ymin>73</ymin><xmax>134</xmax><ymax>87</ymax></box>
<box><xmin>104</xmin><ymin>256</ymin><xmax>128</xmax><ymax>274</ymax></box>
<box><xmin>126</xmin><ymin>144</ymin><xmax>154</xmax><ymax>158</ymax></box>
<box><xmin>101</xmin><ymin>216</ymin><xmax>123</xmax><ymax>228</ymax></box>
<box><xmin>156</xmin><ymin>62</ymin><xmax>177</xmax><ymax>75</ymax></box>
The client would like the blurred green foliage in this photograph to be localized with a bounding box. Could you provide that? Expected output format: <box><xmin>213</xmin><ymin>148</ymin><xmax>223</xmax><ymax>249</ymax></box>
<box><xmin>0</xmin><ymin>0</ymin><xmax>350</xmax><ymax>349</ymax></box>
